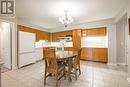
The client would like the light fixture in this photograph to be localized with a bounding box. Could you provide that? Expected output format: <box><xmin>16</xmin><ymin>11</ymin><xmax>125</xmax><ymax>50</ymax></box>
<box><xmin>59</xmin><ymin>10</ymin><xmax>73</xmax><ymax>27</ymax></box>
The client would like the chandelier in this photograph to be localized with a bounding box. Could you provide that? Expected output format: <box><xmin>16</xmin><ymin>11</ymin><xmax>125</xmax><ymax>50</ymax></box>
<box><xmin>59</xmin><ymin>10</ymin><xmax>73</xmax><ymax>27</ymax></box>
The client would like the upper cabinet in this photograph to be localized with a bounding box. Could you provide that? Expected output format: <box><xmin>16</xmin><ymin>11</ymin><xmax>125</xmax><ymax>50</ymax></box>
<box><xmin>17</xmin><ymin>25</ymin><xmax>50</xmax><ymax>41</ymax></box>
<box><xmin>82</xmin><ymin>27</ymin><xmax>107</xmax><ymax>36</ymax></box>
<box><xmin>72</xmin><ymin>29</ymin><xmax>81</xmax><ymax>49</ymax></box>
<box><xmin>37</xmin><ymin>31</ymin><xmax>50</xmax><ymax>41</ymax></box>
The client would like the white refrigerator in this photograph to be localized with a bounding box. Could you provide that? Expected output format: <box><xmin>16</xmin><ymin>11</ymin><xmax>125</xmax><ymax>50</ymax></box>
<box><xmin>18</xmin><ymin>31</ymin><xmax>36</xmax><ymax>68</ymax></box>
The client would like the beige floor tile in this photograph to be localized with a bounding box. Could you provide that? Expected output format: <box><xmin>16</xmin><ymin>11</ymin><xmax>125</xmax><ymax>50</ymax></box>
<box><xmin>1</xmin><ymin>61</ymin><xmax>130</xmax><ymax>87</ymax></box>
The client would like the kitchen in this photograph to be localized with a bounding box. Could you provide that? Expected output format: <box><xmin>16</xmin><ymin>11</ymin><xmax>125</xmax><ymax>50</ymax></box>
<box><xmin>17</xmin><ymin>25</ymin><xmax>108</xmax><ymax>68</ymax></box>
<box><xmin>0</xmin><ymin>0</ymin><xmax>130</xmax><ymax>87</ymax></box>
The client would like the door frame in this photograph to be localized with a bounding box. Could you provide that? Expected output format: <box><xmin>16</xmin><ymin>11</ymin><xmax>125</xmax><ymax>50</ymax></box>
<box><xmin>0</xmin><ymin>19</ymin><xmax>13</xmax><ymax>69</ymax></box>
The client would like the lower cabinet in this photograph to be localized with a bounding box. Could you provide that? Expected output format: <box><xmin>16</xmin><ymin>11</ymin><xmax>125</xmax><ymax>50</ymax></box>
<box><xmin>64</xmin><ymin>47</ymin><xmax>73</xmax><ymax>51</ymax></box>
<box><xmin>80</xmin><ymin>48</ymin><xmax>108</xmax><ymax>63</ymax></box>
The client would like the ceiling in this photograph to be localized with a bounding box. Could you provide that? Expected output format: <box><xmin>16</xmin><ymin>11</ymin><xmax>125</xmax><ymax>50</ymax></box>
<box><xmin>16</xmin><ymin>0</ymin><xmax>128</xmax><ymax>29</ymax></box>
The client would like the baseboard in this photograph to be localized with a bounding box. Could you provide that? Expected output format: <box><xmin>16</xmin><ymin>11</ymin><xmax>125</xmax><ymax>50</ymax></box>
<box><xmin>35</xmin><ymin>59</ymin><xmax>43</xmax><ymax>62</ymax></box>
<box><xmin>127</xmin><ymin>77</ymin><xmax>130</xmax><ymax>84</ymax></box>
<box><xmin>12</xmin><ymin>66</ymin><xmax>18</xmax><ymax>70</ymax></box>
<box><xmin>107</xmin><ymin>63</ymin><xmax>117</xmax><ymax>66</ymax></box>
<box><xmin>117</xmin><ymin>63</ymin><xmax>127</xmax><ymax>66</ymax></box>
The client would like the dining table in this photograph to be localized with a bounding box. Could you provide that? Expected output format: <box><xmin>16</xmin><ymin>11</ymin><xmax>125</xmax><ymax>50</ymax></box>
<box><xmin>55</xmin><ymin>51</ymin><xmax>78</xmax><ymax>82</ymax></box>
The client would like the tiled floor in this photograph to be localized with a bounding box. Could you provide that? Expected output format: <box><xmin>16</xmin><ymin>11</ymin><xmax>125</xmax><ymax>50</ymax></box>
<box><xmin>1</xmin><ymin>67</ymin><xmax>10</xmax><ymax>73</ymax></box>
<box><xmin>2</xmin><ymin>61</ymin><xmax>130</xmax><ymax>87</ymax></box>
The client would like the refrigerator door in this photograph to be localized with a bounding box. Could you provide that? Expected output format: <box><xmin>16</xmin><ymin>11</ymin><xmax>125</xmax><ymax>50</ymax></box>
<box><xmin>18</xmin><ymin>31</ymin><xmax>36</xmax><ymax>68</ymax></box>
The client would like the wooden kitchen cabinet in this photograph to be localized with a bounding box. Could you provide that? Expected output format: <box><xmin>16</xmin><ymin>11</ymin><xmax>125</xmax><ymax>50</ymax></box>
<box><xmin>98</xmin><ymin>48</ymin><xmax>108</xmax><ymax>62</ymax></box>
<box><xmin>80</xmin><ymin>48</ymin><xmax>93</xmax><ymax>60</ymax></box>
<box><xmin>81</xmin><ymin>48</ymin><xmax>108</xmax><ymax>63</ymax></box>
<box><xmin>81</xmin><ymin>27</ymin><xmax>107</xmax><ymax>36</ymax></box>
<box><xmin>51</xmin><ymin>33</ymin><xmax>59</xmax><ymax>42</ymax></box>
<box><xmin>82</xmin><ymin>30</ymin><xmax>87</xmax><ymax>36</ymax></box>
<box><xmin>51</xmin><ymin>31</ymin><xmax>72</xmax><ymax>42</ymax></box>
<box><xmin>92</xmin><ymin>48</ymin><xmax>99</xmax><ymax>61</ymax></box>
<box><xmin>72</xmin><ymin>29</ymin><xmax>81</xmax><ymax>49</ymax></box>
<box><xmin>17</xmin><ymin>25</ymin><xmax>50</xmax><ymax>41</ymax></box>
<box><xmin>64</xmin><ymin>47</ymin><xmax>73</xmax><ymax>51</ymax></box>
<box><xmin>37</xmin><ymin>31</ymin><xmax>50</xmax><ymax>41</ymax></box>
<box><xmin>86</xmin><ymin>27</ymin><xmax>106</xmax><ymax>36</ymax></box>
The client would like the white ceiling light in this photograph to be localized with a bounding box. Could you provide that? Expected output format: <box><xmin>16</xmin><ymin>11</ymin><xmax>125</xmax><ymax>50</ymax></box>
<box><xmin>59</xmin><ymin>10</ymin><xmax>73</xmax><ymax>27</ymax></box>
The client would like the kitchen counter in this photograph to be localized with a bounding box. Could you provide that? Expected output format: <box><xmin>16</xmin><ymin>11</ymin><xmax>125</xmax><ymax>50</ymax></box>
<box><xmin>81</xmin><ymin>46</ymin><xmax>108</xmax><ymax>48</ymax></box>
<box><xmin>35</xmin><ymin>46</ymin><xmax>73</xmax><ymax>49</ymax></box>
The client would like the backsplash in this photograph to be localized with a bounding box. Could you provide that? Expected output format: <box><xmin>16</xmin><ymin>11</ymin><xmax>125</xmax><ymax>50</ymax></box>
<box><xmin>35</xmin><ymin>40</ymin><xmax>73</xmax><ymax>48</ymax></box>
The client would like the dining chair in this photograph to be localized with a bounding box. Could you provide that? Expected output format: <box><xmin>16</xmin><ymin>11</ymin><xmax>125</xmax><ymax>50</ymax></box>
<box><xmin>72</xmin><ymin>48</ymin><xmax>81</xmax><ymax>80</ymax></box>
<box><xmin>43</xmin><ymin>48</ymin><xmax>66</xmax><ymax>87</ymax></box>
<box><xmin>63</xmin><ymin>48</ymin><xmax>81</xmax><ymax>80</ymax></box>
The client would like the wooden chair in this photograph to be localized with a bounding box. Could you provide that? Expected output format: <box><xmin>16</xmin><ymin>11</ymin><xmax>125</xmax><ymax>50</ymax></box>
<box><xmin>63</xmin><ymin>48</ymin><xmax>81</xmax><ymax>80</ymax></box>
<box><xmin>71</xmin><ymin>48</ymin><xmax>81</xmax><ymax>80</ymax></box>
<box><xmin>43</xmin><ymin>48</ymin><xmax>66</xmax><ymax>87</ymax></box>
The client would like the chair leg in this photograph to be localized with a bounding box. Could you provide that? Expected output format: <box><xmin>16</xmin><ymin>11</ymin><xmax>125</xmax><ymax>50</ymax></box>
<box><xmin>56</xmin><ymin>81</ymin><xmax>60</xmax><ymax>87</ymax></box>
<box><xmin>55</xmin><ymin>74</ymin><xmax>60</xmax><ymax>87</ymax></box>
<box><xmin>64</xmin><ymin>68</ymin><xmax>66</xmax><ymax>80</ymax></box>
<box><xmin>79</xmin><ymin>65</ymin><xmax>81</xmax><ymax>75</ymax></box>
<box><xmin>44</xmin><ymin>69</ymin><xmax>47</xmax><ymax>85</ymax></box>
<box><xmin>75</xmin><ymin>69</ymin><xmax>77</xmax><ymax>80</ymax></box>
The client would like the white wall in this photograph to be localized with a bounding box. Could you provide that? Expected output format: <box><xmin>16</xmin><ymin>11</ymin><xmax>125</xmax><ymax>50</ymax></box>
<box><xmin>115</xmin><ymin>0</ymin><xmax>130</xmax><ymax>81</ymax></box>
<box><xmin>127</xmin><ymin>0</ymin><xmax>130</xmax><ymax>80</ymax></box>
<box><xmin>116</xmin><ymin>15</ymin><xmax>127</xmax><ymax>65</ymax></box>
<box><xmin>50</xmin><ymin>18</ymin><xmax>114</xmax><ymax>32</ymax></box>
<box><xmin>107</xmin><ymin>25</ymin><xmax>117</xmax><ymax>64</ymax></box>
<box><xmin>127</xmin><ymin>0</ymin><xmax>130</xmax><ymax>18</ymax></box>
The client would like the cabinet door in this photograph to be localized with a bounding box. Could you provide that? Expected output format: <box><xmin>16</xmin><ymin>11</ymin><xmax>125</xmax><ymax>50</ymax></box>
<box><xmin>80</xmin><ymin>48</ymin><xmax>93</xmax><ymax>60</ymax></box>
<box><xmin>82</xmin><ymin>30</ymin><xmax>87</xmax><ymax>36</ymax></box>
<box><xmin>92</xmin><ymin>48</ymin><xmax>99</xmax><ymax>61</ymax></box>
<box><xmin>86</xmin><ymin>48</ymin><xmax>93</xmax><ymax>60</ymax></box>
<box><xmin>86</xmin><ymin>27</ymin><xmax>106</xmax><ymax>36</ymax></box>
<box><xmin>64</xmin><ymin>47</ymin><xmax>73</xmax><ymax>51</ymax></box>
<box><xmin>92</xmin><ymin>48</ymin><xmax>108</xmax><ymax>63</ymax></box>
<box><xmin>97</xmin><ymin>28</ymin><xmax>106</xmax><ymax>35</ymax></box>
<box><xmin>98</xmin><ymin>48</ymin><xmax>108</xmax><ymax>63</ymax></box>
<box><xmin>44</xmin><ymin>32</ymin><xmax>50</xmax><ymax>40</ymax></box>
<box><xmin>72</xmin><ymin>29</ymin><xmax>81</xmax><ymax>49</ymax></box>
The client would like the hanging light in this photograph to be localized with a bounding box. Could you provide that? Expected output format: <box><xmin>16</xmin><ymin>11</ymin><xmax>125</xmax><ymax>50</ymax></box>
<box><xmin>59</xmin><ymin>10</ymin><xmax>73</xmax><ymax>27</ymax></box>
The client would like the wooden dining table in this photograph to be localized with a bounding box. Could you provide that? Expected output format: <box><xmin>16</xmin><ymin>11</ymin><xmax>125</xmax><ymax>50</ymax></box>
<box><xmin>55</xmin><ymin>51</ymin><xmax>78</xmax><ymax>82</ymax></box>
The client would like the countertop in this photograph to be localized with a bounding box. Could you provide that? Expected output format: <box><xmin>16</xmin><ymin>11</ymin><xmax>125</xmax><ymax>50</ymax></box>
<box><xmin>81</xmin><ymin>46</ymin><xmax>108</xmax><ymax>48</ymax></box>
<box><xmin>35</xmin><ymin>46</ymin><xmax>72</xmax><ymax>49</ymax></box>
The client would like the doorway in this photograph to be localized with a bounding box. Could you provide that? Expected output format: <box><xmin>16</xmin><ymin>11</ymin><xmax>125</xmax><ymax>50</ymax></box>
<box><xmin>116</xmin><ymin>14</ymin><xmax>128</xmax><ymax>65</ymax></box>
<box><xmin>0</xmin><ymin>21</ymin><xmax>12</xmax><ymax>72</ymax></box>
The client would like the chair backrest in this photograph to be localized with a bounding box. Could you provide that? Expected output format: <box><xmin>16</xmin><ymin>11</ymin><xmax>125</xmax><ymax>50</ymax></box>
<box><xmin>43</xmin><ymin>48</ymin><xmax>58</xmax><ymax>73</ymax></box>
<box><xmin>77</xmin><ymin>49</ymin><xmax>81</xmax><ymax>58</ymax></box>
<box><xmin>72</xmin><ymin>48</ymin><xmax>81</xmax><ymax>66</ymax></box>
<box><xmin>72</xmin><ymin>48</ymin><xmax>81</xmax><ymax>58</ymax></box>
